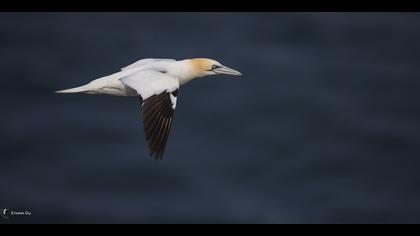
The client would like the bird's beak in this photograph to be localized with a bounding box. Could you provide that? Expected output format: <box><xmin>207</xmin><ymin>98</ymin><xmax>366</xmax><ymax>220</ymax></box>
<box><xmin>214</xmin><ymin>65</ymin><xmax>242</xmax><ymax>76</ymax></box>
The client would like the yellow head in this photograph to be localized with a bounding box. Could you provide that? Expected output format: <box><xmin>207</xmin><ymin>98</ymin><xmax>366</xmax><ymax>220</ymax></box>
<box><xmin>188</xmin><ymin>58</ymin><xmax>242</xmax><ymax>78</ymax></box>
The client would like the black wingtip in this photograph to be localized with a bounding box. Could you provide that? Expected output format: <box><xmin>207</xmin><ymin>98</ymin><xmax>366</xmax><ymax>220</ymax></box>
<box><xmin>151</xmin><ymin>150</ymin><xmax>162</xmax><ymax>160</ymax></box>
<box><xmin>140</xmin><ymin>91</ymin><xmax>176</xmax><ymax>161</ymax></box>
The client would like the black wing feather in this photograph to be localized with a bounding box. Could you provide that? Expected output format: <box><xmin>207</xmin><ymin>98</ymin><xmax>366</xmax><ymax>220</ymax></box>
<box><xmin>140</xmin><ymin>89</ymin><xmax>178</xmax><ymax>160</ymax></box>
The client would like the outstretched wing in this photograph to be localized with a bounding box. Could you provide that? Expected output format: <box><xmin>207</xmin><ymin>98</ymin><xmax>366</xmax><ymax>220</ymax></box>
<box><xmin>121</xmin><ymin>70</ymin><xmax>179</xmax><ymax>160</ymax></box>
<box><xmin>141</xmin><ymin>89</ymin><xmax>178</xmax><ymax>159</ymax></box>
<box><xmin>121</xmin><ymin>58</ymin><xmax>176</xmax><ymax>71</ymax></box>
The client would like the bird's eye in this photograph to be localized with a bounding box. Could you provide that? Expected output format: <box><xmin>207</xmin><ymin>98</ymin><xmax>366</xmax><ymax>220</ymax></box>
<box><xmin>211</xmin><ymin>65</ymin><xmax>220</xmax><ymax>70</ymax></box>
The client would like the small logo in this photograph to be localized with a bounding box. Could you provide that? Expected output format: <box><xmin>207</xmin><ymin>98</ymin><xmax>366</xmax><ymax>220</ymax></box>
<box><xmin>1</xmin><ymin>209</ymin><xmax>9</xmax><ymax>220</ymax></box>
<box><xmin>1</xmin><ymin>208</ymin><xmax>32</xmax><ymax>220</ymax></box>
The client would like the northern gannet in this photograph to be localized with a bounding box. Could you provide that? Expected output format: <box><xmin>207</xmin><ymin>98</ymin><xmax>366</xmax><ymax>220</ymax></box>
<box><xmin>55</xmin><ymin>58</ymin><xmax>241</xmax><ymax>160</ymax></box>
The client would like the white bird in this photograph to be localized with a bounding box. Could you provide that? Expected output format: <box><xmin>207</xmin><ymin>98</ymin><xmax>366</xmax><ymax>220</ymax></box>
<box><xmin>55</xmin><ymin>58</ymin><xmax>242</xmax><ymax>159</ymax></box>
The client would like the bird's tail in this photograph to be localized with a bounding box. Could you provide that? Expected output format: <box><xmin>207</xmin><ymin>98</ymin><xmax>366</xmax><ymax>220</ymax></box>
<box><xmin>54</xmin><ymin>84</ymin><xmax>91</xmax><ymax>94</ymax></box>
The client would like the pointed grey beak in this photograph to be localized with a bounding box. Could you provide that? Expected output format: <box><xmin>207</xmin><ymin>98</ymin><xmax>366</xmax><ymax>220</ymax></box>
<box><xmin>214</xmin><ymin>65</ymin><xmax>242</xmax><ymax>76</ymax></box>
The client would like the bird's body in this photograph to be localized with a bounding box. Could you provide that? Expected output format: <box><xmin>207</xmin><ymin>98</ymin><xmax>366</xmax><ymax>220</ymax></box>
<box><xmin>56</xmin><ymin>58</ymin><xmax>241</xmax><ymax>159</ymax></box>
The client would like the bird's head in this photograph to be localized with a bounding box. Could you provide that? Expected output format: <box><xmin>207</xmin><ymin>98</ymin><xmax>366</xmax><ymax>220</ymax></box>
<box><xmin>188</xmin><ymin>58</ymin><xmax>242</xmax><ymax>78</ymax></box>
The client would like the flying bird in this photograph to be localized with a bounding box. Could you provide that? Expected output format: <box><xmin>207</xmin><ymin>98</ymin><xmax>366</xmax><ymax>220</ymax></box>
<box><xmin>55</xmin><ymin>58</ymin><xmax>241</xmax><ymax>159</ymax></box>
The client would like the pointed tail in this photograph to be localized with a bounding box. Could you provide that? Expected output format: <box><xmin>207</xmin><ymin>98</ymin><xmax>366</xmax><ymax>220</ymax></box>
<box><xmin>54</xmin><ymin>84</ymin><xmax>90</xmax><ymax>94</ymax></box>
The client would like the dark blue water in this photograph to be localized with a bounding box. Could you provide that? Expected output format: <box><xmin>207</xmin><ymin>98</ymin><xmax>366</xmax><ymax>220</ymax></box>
<box><xmin>1</xmin><ymin>12</ymin><xmax>420</xmax><ymax>223</ymax></box>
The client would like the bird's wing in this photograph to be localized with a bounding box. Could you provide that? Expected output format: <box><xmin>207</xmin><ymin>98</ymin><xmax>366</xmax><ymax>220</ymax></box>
<box><xmin>120</xmin><ymin>70</ymin><xmax>179</xmax><ymax>160</ymax></box>
<box><xmin>121</xmin><ymin>58</ymin><xmax>176</xmax><ymax>71</ymax></box>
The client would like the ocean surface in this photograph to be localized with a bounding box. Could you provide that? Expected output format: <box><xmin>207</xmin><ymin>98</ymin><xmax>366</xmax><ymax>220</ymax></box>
<box><xmin>1</xmin><ymin>12</ymin><xmax>420</xmax><ymax>223</ymax></box>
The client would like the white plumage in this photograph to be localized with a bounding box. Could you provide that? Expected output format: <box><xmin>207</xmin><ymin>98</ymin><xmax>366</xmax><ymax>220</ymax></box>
<box><xmin>121</xmin><ymin>58</ymin><xmax>175</xmax><ymax>71</ymax></box>
<box><xmin>121</xmin><ymin>70</ymin><xmax>179</xmax><ymax>101</ymax></box>
<box><xmin>55</xmin><ymin>58</ymin><xmax>241</xmax><ymax>159</ymax></box>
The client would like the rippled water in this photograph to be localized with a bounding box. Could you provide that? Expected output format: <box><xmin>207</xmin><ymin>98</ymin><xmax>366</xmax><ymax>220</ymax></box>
<box><xmin>1</xmin><ymin>12</ymin><xmax>420</xmax><ymax>223</ymax></box>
